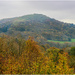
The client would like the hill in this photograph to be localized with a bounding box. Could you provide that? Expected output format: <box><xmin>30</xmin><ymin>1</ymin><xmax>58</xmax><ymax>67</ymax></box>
<box><xmin>0</xmin><ymin>14</ymin><xmax>75</xmax><ymax>44</ymax></box>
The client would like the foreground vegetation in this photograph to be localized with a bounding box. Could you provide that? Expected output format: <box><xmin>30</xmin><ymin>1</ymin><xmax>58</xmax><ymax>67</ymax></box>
<box><xmin>0</xmin><ymin>36</ymin><xmax>75</xmax><ymax>74</ymax></box>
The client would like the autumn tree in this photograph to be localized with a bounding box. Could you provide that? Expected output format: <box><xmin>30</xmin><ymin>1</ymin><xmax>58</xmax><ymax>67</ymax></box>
<box><xmin>19</xmin><ymin>37</ymin><xmax>47</xmax><ymax>74</ymax></box>
<box><xmin>69</xmin><ymin>47</ymin><xmax>75</xmax><ymax>73</ymax></box>
<box><xmin>45</xmin><ymin>47</ymin><xmax>74</xmax><ymax>74</ymax></box>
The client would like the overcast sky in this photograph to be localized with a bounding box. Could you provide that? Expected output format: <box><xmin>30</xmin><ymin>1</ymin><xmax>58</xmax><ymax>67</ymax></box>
<box><xmin>0</xmin><ymin>0</ymin><xmax>75</xmax><ymax>24</ymax></box>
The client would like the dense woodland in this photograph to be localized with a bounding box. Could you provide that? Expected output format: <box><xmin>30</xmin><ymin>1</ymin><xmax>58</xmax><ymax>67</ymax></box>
<box><xmin>0</xmin><ymin>14</ymin><xmax>75</xmax><ymax>46</ymax></box>
<box><xmin>0</xmin><ymin>35</ymin><xmax>75</xmax><ymax>74</ymax></box>
<box><xmin>0</xmin><ymin>14</ymin><xmax>75</xmax><ymax>74</ymax></box>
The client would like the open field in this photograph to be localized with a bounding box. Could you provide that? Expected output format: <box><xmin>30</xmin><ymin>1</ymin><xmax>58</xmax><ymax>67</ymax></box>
<box><xmin>48</xmin><ymin>39</ymin><xmax>75</xmax><ymax>44</ymax></box>
<box><xmin>71</xmin><ymin>39</ymin><xmax>75</xmax><ymax>42</ymax></box>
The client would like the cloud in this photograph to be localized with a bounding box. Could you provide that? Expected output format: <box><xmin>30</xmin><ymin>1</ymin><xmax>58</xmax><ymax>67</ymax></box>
<box><xmin>28</xmin><ymin>1</ymin><xmax>75</xmax><ymax>23</ymax></box>
<box><xmin>29</xmin><ymin>1</ymin><xmax>75</xmax><ymax>11</ymax></box>
<box><xmin>61</xmin><ymin>19</ymin><xmax>75</xmax><ymax>24</ymax></box>
<box><xmin>0</xmin><ymin>1</ymin><xmax>34</xmax><ymax>19</ymax></box>
<box><xmin>0</xmin><ymin>1</ymin><xmax>75</xmax><ymax>24</ymax></box>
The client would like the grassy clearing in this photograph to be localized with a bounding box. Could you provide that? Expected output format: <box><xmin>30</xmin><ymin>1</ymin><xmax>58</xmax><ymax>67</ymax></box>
<box><xmin>48</xmin><ymin>39</ymin><xmax>75</xmax><ymax>44</ymax></box>
<box><xmin>71</xmin><ymin>39</ymin><xmax>75</xmax><ymax>42</ymax></box>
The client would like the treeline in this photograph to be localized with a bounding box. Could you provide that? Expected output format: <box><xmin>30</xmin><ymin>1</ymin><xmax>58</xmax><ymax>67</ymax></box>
<box><xmin>0</xmin><ymin>36</ymin><xmax>75</xmax><ymax>74</ymax></box>
<box><xmin>47</xmin><ymin>41</ymin><xmax>75</xmax><ymax>49</ymax></box>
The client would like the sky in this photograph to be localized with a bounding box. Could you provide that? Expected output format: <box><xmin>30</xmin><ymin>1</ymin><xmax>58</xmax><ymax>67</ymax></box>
<box><xmin>0</xmin><ymin>0</ymin><xmax>75</xmax><ymax>24</ymax></box>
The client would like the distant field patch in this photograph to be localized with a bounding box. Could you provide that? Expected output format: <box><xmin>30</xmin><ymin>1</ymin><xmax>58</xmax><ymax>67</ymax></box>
<box><xmin>71</xmin><ymin>39</ymin><xmax>75</xmax><ymax>42</ymax></box>
<box><xmin>48</xmin><ymin>39</ymin><xmax>75</xmax><ymax>44</ymax></box>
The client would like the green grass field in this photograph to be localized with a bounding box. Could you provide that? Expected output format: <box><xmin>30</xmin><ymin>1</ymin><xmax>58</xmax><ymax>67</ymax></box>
<box><xmin>48</xmin><ymin>39</ymin><xmax>75</xmax><ymax>44</ymax></box>
<box><xmin>71</xmin><ymin>39</ymin><xmax>75</xmax><ymax>42</ymax></box>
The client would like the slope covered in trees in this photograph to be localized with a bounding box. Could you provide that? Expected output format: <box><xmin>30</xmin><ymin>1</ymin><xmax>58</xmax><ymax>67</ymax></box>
<box><xmin>0</xmin><ymin>14</ymin><xmax>75</xmax><ymax>44</ymax></box>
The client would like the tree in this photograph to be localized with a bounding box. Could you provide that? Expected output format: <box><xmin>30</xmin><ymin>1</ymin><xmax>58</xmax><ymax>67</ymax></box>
<box><xmin>69</xmin><ymin>47</ymin><xmax>75</xmax><ymax>73</ymax></box>
<box><xmin>20</xmin><ymin>37</ymin><xmax>46</xmax><ymax>74</ymax></box>
<box><xmin>45</xmin><ymin>47</ymin><xmax>74</xmax><ymax>74</ymax></box>
<box><xmin>70</xmin><ymin>47</ymin><xmax>75</xmax><ymax>56</ymax></box>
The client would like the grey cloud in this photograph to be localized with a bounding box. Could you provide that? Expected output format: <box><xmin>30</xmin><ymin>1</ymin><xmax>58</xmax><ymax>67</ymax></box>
<box><xmin>27</xmin><ymin>1</ymin><xmax>75</xmax><ymax>22</ymax></box>
<box><xmin>0</xmin><ymin>1</ymin><xmax>34</xmax><ymax>19</ymax></box>
<box><xmin>0</xmin><ymin>1</ymin><xmax>75</xmax><ymax>23</ymax></box>
<box><xmin>28</xmin><ymin>1</ymin><xmax>75</xmax><ymax>11</ymax></box>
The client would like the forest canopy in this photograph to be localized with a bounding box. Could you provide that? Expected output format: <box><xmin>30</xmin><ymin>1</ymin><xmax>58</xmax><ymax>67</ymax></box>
<box><xmin>0</xmin><ymin>36</ymin><xmax>75</xmax><ymax>74</ymax></box>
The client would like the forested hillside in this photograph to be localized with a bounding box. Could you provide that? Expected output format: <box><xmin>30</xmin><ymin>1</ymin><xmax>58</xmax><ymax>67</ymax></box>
<box><xmin>0</xmin><ymin>14</ymin><xmax>75</xmax><ymax>45</ymax></box>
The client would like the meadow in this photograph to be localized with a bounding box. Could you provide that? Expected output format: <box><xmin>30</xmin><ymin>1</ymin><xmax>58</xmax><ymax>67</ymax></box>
<box><xmin>48</xmin><ymin>39</ymin><xmax>75</xmax><ymax>44</ymax></box>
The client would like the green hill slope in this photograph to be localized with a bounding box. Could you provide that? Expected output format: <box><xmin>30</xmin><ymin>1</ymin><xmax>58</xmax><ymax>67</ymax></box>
<box><xmin>0</xmin><ymin>14</ymin><xmax>75</xmax><ymax>44</ymax></box>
